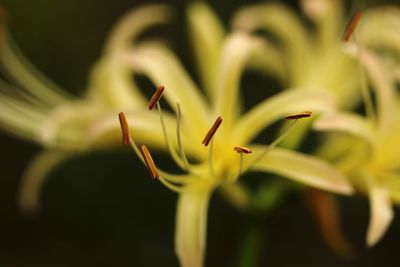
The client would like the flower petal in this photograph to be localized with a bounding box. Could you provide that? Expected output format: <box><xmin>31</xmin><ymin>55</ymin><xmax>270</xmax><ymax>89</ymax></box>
<box><xmin>249</xmin><ymin>146</ymin><xmax>353</xmax><ymax>195</ymax></box>
<box><xmin>187</xmin><ymin>2</ymin><xmax>225</xmax><ymax>97</ymax></box>
<box><xmin>19</xmin><ymin>150</ymin><xmax>73</xmax><ymax>215</ymax></box>
<box><xmin>215</xmin><ymin>33</ymin><xmax>264</xmax><ymax>131</ymax></box>
<box><xmin>175</xmin><ymin>183</ymin><xmax>215</xmax><ymax>267</ymax></box>
<box><xmin>88</xmin><ymin>53</ymin><xmax>147</xmax><ymax>108</ymax></box>
<box><xmin>104</xmin><ymin>5</ymin><xmax>172</xmax><ymax>52</ymax></box>
<box><xmin>129</xmin><ymin>43</ymin><xmax>210</xmax><ymax>137</ymax></box>
<box><xmin>313</xmin><ymin>112</ymin><xmax>376</xmax><ymax>145</ymax></box>
<box><xmin>367</xmin><ymin>186</ymin><xmax>394</xmax><ymax>246</ymax></box>
<box><xmin>232</xmin><ymin>3</ymin><xmax>309</xmax><ymax>83</ymax></box>
<box><xmin>301</xmin><ymin>0</ymin><xmax>343</xmax><ymax>51</ymax></box>
<box><xmin>0</xmin><ymin>38</ymin><xmax>70</xmax><ymax>106</ymax></box>
<box><xmin>89</xmin><ymin>5</ymin><xmax>172</xmax><ymax>108</ymax></box>
<box><xmin>0</xmin><ymin>89</ymin><xmax>46</xmax><ymax>141</ymax></box>
<box><xmin>359</xmin><ymin>6</ymin><xmax>400</xmax><ymax>56</ymax></box>
<box><xmin>233</xmin><ymin>89</ymin><xmax>336</xmax><ymax>144</ymax></box>
<box><xmin>359</xmin><ymin>49</ymin><xmax>397</xmax><ymax>136</ymax></box>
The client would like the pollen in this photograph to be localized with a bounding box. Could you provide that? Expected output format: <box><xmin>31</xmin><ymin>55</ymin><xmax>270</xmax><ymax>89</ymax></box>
<box><xmin>286</xmin><ymin>111</ymin><xmax>312</xmax><ymax>120</ymax></box>
<box><xmin>140</xmin><ymin>144</ymin><xmax>160</xmax><ymax>179</ymax></box>
<box><xmin>343</xmin><ymin>11</ymin><xmax>362</xmax><ymax>42</ymax></box>
<box><xmin>118</xmin><ymin>112</ymin><xmax>131</xmax><ymax>145</ymax></box>
<box><xmin>202</xmin><ymin>116</ymin><xmax>223</xmax><ymax>146</ymax></box>
<box><xmin>148</xmin><ymin>85</ymin><xmax>165</xmax><ymax>110</ymax></box>
<box><xmin>234</xmin><ymin>146</ymin><xmax>252</xmax><ymax>154</ymax></box>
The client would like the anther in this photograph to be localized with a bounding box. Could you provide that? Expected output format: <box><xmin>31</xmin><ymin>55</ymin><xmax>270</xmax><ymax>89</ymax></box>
<box><xmin>140</xmin><ymin>145</ymin><xmax>160</xmax><ymax>179</ymax></box>
<box><xmin>148</xmin><ymin>85</ymin><xmax>165</xmax><ymax>110</ymax></box>
<box><xmin>234</xmin><ymin>146</ymin><xmax>252</xmax><ymax>178</ymax></box>
<box><xmin>202</xmin><ymin>116</ymin><xmax>223</xmax><ymax>146</ymax></box>
<box><xmin>342</xmin><ymin>12</ymin><xmax>362</xmax><ymax>42</ymax></box>
<box><xmin>234</xmin><ymin>146</ymin><xmax>252</xmax><ymax>154</ymax></box>
<box><xmin>118</xmin><ymin>112</ymin><xmax>131</xmax><ymax>145</ymax></box>
<box><xmin>285</xmin><ymin>111</ymin><xmax>312</xmax><ymax>120</ymax></box>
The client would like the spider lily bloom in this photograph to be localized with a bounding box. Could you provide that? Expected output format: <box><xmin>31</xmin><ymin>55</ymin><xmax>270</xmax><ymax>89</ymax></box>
<box><xmin>231</xmin><ymin>0</ymin><xmax>363</xmax><ymax>109</ymax></box>
<box><xmin>0</xmin><ymin>5</ymin><xmax>175</xmax><ymax>213</ymax></box>
<box><xmin>314</xmin><ymin>48</ymin><xmax>400</xmax><ymax>246</ymax></box>
<box><xmin>1</xmin><ymin>3</ymin><xmax>352</xmax><ymax>266</ymax></box>
<box><xmin>117</xmin><ymin>4</ymin><xmax>353</xmax><ymax>267</ymax></box>
<box><xmin>232</xmin><ymin>0</ymin><xmax>399</xmax><ymax>109</ymax></box>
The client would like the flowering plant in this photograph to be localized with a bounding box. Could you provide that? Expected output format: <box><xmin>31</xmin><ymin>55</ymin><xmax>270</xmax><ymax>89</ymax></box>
<box><xmin>0</xmin><ymin>0</ymin><xmax>399</xmax><ymax>266</ymax></box>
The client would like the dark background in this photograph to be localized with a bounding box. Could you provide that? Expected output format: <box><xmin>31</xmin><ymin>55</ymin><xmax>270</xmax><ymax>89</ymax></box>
<box><xmin>1</xmin><ymin>0</ymin><xmax>400</xmax><ymax>266</ymax></box>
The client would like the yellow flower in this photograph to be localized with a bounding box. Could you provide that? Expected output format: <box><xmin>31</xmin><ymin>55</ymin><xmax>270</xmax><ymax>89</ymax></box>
<box><xmin>315</xmin><ymin>46</ymin><xmax>400</xmax><ymax>246</ymax></box>
<box><xmin>0</xmin><ymin>3</ymin><xmax>353</xmax><ymax>267</ymax></box>
<box><xmin>232</xmin><ymin>0</ymin><xmax>361</xmax><ymax>109</ymax></box>
<box><xmin>115</xmin><ymin>3</ymin><xmax>352</xmax><ymax>267</ymax></box>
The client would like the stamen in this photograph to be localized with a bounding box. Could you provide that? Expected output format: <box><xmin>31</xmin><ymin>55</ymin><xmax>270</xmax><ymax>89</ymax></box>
<box><xmin>117</xmin><ymin>112</ymin><xmax>191</xmax><ymax>190</ymax></box>
<box><xmin>285</xmin><ymin>111</ymin><xmax>312</xmax><ymax>120</ymax></box>
<box><xmin>156</xmin><ymin>101</ymin><xmax>187</xmax><ymax>169</ymax></box>
<box><xmin>148</xmin><ymin>86</ymin><xmax>187</xmax><ymax>170</ymax></box>
<box><xmin>140</xmin><ymin>145</ymin><xmax>160</xmax><ymax>179</ymax></box>
<box><xmin>234</xmin><ymin>146</ymin><xmax>252</xmax><ymax>177</ymax></box>
<box><xmin>247</xmin><ymin>112</ymin><xmax>312</xmax><ymax>171</ymax></box>
<box><xmin>342</xmin><ymin>12</ymin><xmax>362</xmax><ymax>42</ymax></box>
<box><xmin>202</xmin><ymin>116</ymin><xmax>223</xmax><ymax>146</ymax></box>
<box><xmin>234</xmin><ymin>146</ymin><xmax>252</xmax><ymax>154</ymax></box>
<box><xmin>176</xmin><ymin>103</ymin><xmax>190</xmax><ymax>170</ymax></box>
<box><xmin>117</xmin><ymin>112</ymin><xmax>146</xmax><ymax>165</ymax></box>
<box><xmin>202</xmin><ymin>116</ymin><xmax>222</xmax><ymax>176</ymax></box>
<box><xmin>118</xmin><ymin>112</ymin><xmax>131</xmax><ymax>145</ymax></box>
<box><xmin>148</xmin><ymin>85</ymin><xmax>165</xmax><ymax>110</ymax></box>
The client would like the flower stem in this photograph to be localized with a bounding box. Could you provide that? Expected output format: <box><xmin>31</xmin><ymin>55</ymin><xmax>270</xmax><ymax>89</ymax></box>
<box><xmin>237</xmin><ymin>221</ymin><xmax>264</xmax><ymax>267</ymax></box>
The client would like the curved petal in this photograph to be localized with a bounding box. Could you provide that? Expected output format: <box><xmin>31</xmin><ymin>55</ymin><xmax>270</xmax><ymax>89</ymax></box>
<box><xmin>232</xmin><ymin>3</ymin><xmax>310</xmax><ymax>83</ymax></box>
<box><xmin>0</xmin><ymin>91</ymin><xmax>46</xmax><ymax>141</ymax></box>
<box><xmin>367</xmin><ymin>187</ymin><xmax>394</xmax><ymax>246</ymax></box>
<box><xmin>233</xmin><ymin>89</ymin><xmax>336</xmax><ymax>144</ymax></box>
<box><xmin>175</xmin><ymin>183</ymin><xmax>215</xmax><ymax>267</ymax></box>
<box><xmin>88</xmin><ymin>52</ymin><xmax>147</xmax><ymax>108</ymax></box>
<box><xmin>19</xmin><ymin>150</ymin><xmax>73</xmax><ymax>215</ymax></box>
<box><xmin>248</xmin><ymin>146</ymin><xmax>353</xmax><ymax>195</ymax></box>
<box><xmin>359</xmin><ymin>50</ymin><xmax>397</xmax><ymax>136</ymax></box>
<box><xmin>313</xmin><ymin>112</ymin><xmax>376</xmax><ymax>145</ymax></box>
<box><xmin>301</xmin><ymin>0</ymin><xmax>344</xmax><ymax>52</ymax></box>
<box><xmin>0</xmin><ymin>38</ymin><xmax>70</xmax><ymax>106</ymax></box>
<box><xmin>359</xmin><ymin>6</ymin><xmax>400</xmax><ymax>56</ymax></box>
<box><xmin>187</xmin><ymin>2</ymin><xmax>225</xmax><ymax>97</ymax></box>
<box><xmin>129</xmin><ymin>43</ymin><xmax>210</xmax><ymax>137</ymax></box>
<box><xmin>247</xmin><ymin>39</ymin><xmax>286</xmax><ymax>81</ymax></box>
<box><xmin>104</xmin><ymin>5</ymin><xmax>172</xmax><ymax>52</ymax></box>
<box><xmin>89</xmin><ymin>5</ymin><xmax>172</xmax><ymax>108</ymax></box>
<box><xmin>215</xmin><ymin>33</ymin><xmax>264</xmax><ymax>131</ymax></box>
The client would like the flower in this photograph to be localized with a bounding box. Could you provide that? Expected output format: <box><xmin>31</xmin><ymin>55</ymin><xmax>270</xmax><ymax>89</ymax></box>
<box><xmin>232</xmin><ymin>0</ymin><xmax>400</xmax><ymax>247</ymax></box>
<box><xmin>116</xmin><ymin>3</ymin><xmax>352</xmax><ymax>267</ymax></box>
<box><xmin>314</xmin><ymin>47</ymin><xmax>400</xmax><ymax>246</ymax></box>
<box><xmin>231</xmin><ymin>0</ymin><xmax>361</xmax><ymax>109</ymax></box>
<box><xmin>0</xmin><ymin>5</ymin><xmax>175</xmax><ymax>213</ymax></box>
<box><xmin>0</xmin><ymin>2</ymin><xmax>354</xmax><ymax>267</ymax></box>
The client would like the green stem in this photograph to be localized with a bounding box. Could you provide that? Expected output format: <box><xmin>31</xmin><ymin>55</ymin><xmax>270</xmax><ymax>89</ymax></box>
<box><xmin>237</xmin><ymin>221</ymin><xmax>264</xmax><ymax>267</ymax></box>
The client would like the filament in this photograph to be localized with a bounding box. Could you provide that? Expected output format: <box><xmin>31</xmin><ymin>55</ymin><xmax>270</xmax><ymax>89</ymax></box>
<box><xmin>247</xmin><ymin>119</ymin><xmax>300</xmax><ymax>171</ymax></box>
<box><xmin>208</xmin><ymin>139</ymin><xmax>215</xmax><ymax>175</ymax></box>
<box><xmin>233</xmin><ymin>146</ymin><xmax>252</xmax><ymax>178</ymax></box>
<box><xmin>175</xmin><ymin>103</ymin><xmax>190</xmax><ymax>170</ymax></box>
<box><xmin>156</xmin><ymin>101</ymin><xmax>187</xmax><ymax>169</ymax></box>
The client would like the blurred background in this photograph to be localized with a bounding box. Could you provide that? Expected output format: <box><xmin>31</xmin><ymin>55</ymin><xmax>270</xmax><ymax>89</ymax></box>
<box><xmin>0</xmin><ymin>0</ymin><xmax>400</xmax><ymax>266</ymax></box>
